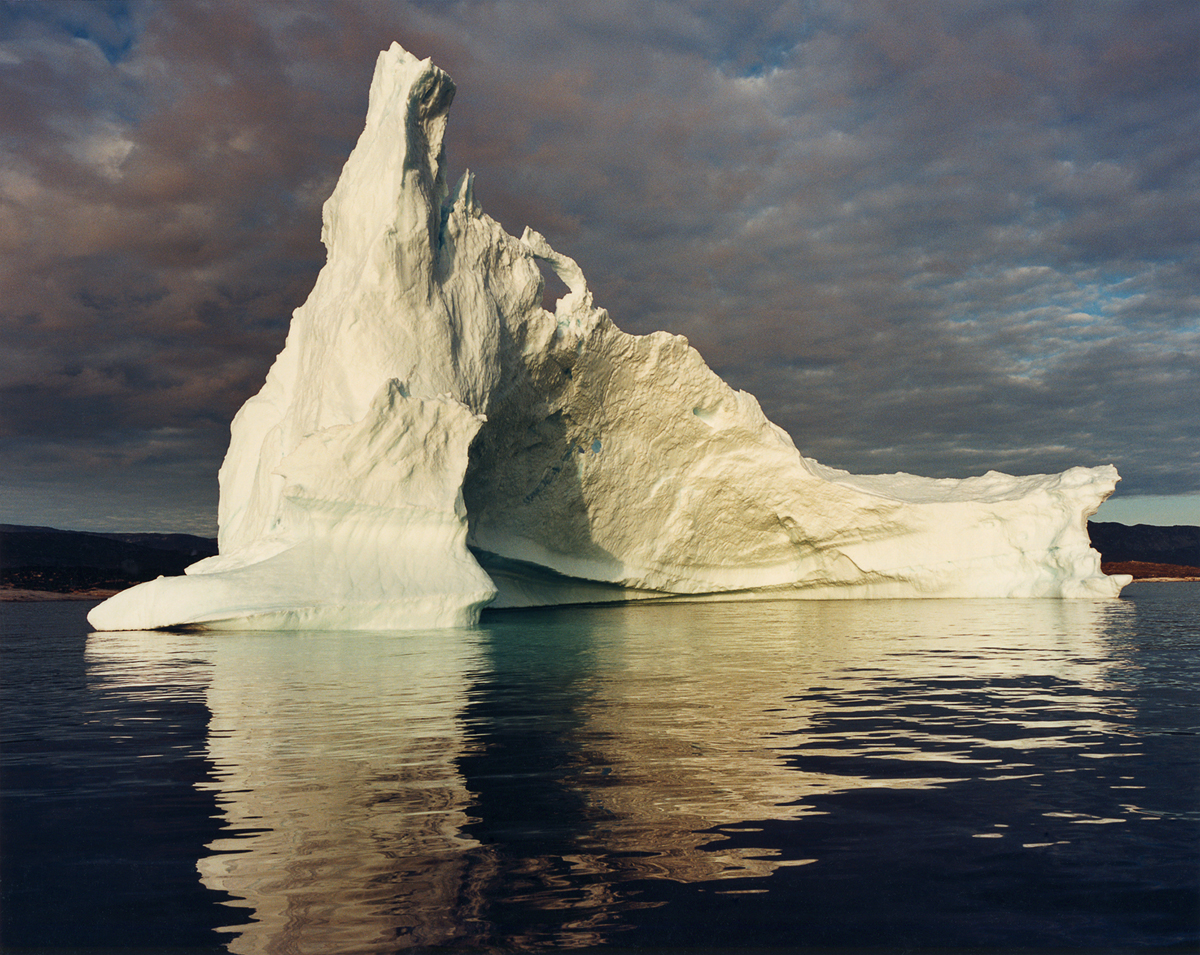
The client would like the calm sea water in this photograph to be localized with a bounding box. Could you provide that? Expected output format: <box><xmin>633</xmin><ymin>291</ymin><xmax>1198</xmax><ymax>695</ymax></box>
<box><xmin>2</xmin><ymin>584</ymin><xmax>1198</xmax><ymax>953</ymax></box>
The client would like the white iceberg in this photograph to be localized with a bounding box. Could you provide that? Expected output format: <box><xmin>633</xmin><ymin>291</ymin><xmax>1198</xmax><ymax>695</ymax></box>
<box><xmin>88</xmin><ymin>43</ymin><xmax>1128</xmax><ymax>633</ymax></box>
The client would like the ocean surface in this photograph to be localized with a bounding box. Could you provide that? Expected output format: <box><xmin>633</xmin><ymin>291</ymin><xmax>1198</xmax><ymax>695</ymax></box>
<box><xmin>2</xmin><ymin>584</ymin><xmax>1198</xmax><ymax>953</ymax></box>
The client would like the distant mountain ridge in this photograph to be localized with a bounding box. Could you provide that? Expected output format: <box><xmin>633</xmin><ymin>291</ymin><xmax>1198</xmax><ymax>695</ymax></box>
<box><xmin>1</xmin><ymin>522</ymin><xmax>1197</xmax><ymax>595</ymax></box>
<box><xmin>1087</xmin><ymin>522</ymin><xmax>1200</xmax><ymax>568</ymax></box>
<box><xmin>0</xmin><ymin>524</ymin><xmax>217</xmax><ymax>593</ymax></box>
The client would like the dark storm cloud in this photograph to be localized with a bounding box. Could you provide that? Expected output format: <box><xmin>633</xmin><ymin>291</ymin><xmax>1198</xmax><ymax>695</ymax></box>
<box><xmin>1</xmin><ymin>0</ymin><xmax>1196</xmax><ymax>532</ymax></box>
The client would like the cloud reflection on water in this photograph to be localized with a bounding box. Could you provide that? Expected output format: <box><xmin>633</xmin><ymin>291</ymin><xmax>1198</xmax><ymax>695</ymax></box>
<box><xmin>85</xmin><ymin>596</ymin><xmax>1135</xmax><ymax>952</ymax></box>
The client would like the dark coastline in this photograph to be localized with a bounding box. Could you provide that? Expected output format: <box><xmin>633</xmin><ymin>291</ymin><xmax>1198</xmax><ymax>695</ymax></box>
<box><xmin>0</xmin><ymin>524</ymin><xmax>216</xmax><ymax>599</ymax></box>
<box><xmin>3</xmin><ymin>521</ymin><xmax>1198</xmax><ymax>600</ymax></box>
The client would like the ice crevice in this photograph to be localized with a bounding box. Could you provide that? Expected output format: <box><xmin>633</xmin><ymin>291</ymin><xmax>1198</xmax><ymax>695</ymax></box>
<box><xmin>88</xmin><ymin>43</ymin><xmax>1128</xmax><ymax>632</ymax></box>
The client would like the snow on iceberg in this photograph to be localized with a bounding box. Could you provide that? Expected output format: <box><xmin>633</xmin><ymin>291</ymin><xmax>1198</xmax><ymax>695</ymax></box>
<box><xmin>88</xmin><ymin>43</ymin><xmax>1128</xmax><ymax>632</ymax></box>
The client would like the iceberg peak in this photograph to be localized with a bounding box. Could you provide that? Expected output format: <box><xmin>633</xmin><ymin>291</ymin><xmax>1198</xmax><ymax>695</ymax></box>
<box><xmin>88</xmin><ymin>43</ymin><xmax>1127</xmax><ymax>632</ymax></box>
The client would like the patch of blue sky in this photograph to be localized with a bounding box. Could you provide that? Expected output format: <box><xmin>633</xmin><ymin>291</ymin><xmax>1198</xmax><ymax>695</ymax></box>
<box><xmin>12</xmin><ymin>0</ymin><xmax>138</xmax><ymax>66</ymax></box>
<box><xmin>1074</xmin><ymin>268</ymin><xmax>1144</xmax><ymax>312</ymax></box>
<box><xmin>75</xmin><ymin>2</ymin><xmax>135</xmax><ymax>65</ymax></box>
<box><xmin>1</xmin><ymin>1</ymin><xmax>146</xmax><ymax>130</ymax></box>
<box><xmin>948</xmin><ymin>262</ymin><xmax>1150</xmax><ymax>330</ymax></box>
<box><xmin>721</xmin><ymin>7</ymin><xmax>819</xmax><ymax>81</ymax></box>
<box><xmin>1094</xmin><ymin>494</ymin><xmax>1200</xmax><ymax>528</ymax></box>
<box><xmin>733</xmin><ymin>39</ymin><xmax>799</xmax><ymax>80</ymax></box>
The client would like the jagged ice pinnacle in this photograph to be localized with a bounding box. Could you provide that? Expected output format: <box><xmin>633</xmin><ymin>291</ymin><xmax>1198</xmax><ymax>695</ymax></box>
<box><xmin>88</xmin><ymin>44</ymin><xmax>1129</xmax><ymax>632</ymax></box>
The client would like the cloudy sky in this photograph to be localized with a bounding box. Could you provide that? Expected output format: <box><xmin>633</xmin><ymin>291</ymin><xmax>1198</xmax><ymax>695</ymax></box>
<box><xmin>2</xmin><ymin>0</ymin><xmax>1197</xmax><ymax>535</ymax></box>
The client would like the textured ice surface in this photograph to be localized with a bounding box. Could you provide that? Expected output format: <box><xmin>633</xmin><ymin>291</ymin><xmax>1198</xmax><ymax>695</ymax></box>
<box><xmin>88</xmin><ymin>44</ymin><xmax>1128</xmax><ymax>632</ymax></box>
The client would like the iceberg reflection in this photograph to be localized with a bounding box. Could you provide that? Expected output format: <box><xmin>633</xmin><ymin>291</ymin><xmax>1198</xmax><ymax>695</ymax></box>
<box><xmin>195</xmin><ymin>629</ymin><xmax>491</xmax><ymax>953</ymax></box>
<box><xmin>459</xmin><ymin>600</ymin><xmax>1132</xmax><ymax>896</ymax></box>
<box><xmin>89</xmin><ymin>627</ymin><xmax>493</xmax><ymax>953</ymax></box>
<box><xmin>84</xmin><ymin>596</ymin><xmax>1133</xmax><ymax>951</ymax></box>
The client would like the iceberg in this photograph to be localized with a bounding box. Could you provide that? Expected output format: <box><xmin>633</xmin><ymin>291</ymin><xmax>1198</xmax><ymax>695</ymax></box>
<box><xmin>88</xmin><ymin>44</ymin><xmax>1128</xmax><ymax>632</ymax></box>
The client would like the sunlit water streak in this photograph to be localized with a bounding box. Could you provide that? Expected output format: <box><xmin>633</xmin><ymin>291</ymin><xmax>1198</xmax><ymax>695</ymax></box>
<box><xmin>3</xmin><ymin>584</ymin><xmax>1198</xmax><ymax>952</ymax></box>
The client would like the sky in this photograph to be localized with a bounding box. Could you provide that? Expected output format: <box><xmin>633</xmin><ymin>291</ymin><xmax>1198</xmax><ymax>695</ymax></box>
<box><xmin>1</xmin><ymin>0</ymin><xmax>1197</xmax><ymax>536</ymax></box>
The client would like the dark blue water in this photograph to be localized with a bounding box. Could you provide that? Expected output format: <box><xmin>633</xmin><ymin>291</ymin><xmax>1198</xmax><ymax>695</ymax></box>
<box><xmin>2</xmin><ymin>585</ymin><xmax>1198</xmax><ymax>953</ymax></box>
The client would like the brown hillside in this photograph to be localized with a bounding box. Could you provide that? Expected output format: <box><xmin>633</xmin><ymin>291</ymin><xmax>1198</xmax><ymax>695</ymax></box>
<box><xmin>1103</xmin><ymin>561</ymin><xmax>1200</xmax><ymax>580</ymax></box>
